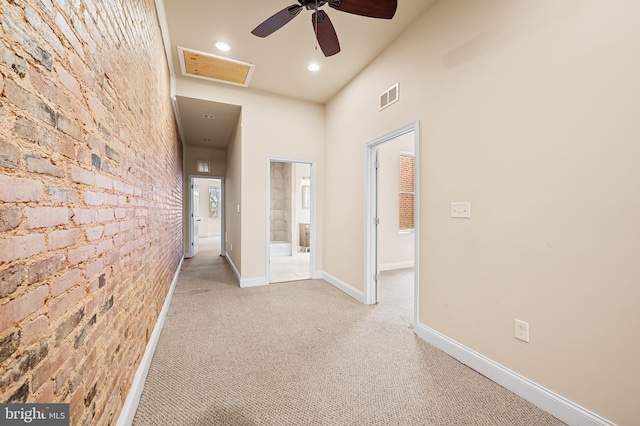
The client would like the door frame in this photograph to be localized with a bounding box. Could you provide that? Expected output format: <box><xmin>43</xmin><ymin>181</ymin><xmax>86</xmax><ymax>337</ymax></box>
<box><xmin>186</xmin><ymin>175</ymin><xmax>225</xmax><ymax>258</ymax></box>
<box><xmin>265</xmin><ymin>158</ymin><xmax>317</xmax><ymax>283</ymax></box>
<box><xmin>364</xmin><ymin>121</ymin><xmax>420</xmax><ymax>325</ymax></box>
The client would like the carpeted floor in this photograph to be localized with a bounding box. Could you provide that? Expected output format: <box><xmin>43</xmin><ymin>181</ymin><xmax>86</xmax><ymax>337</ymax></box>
<box><xmin>132</xmin><ymin>239</ymin><xmax>565</xmax><ymax>425</ymax></box>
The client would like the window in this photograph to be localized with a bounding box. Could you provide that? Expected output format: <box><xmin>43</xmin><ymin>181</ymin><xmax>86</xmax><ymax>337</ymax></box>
<box><xmin>399</xmin><ymin>153</ymin><xmax>414</xmax><ymax>230</ymax></box>
<box><xmin>197</xmin><ymin>160</ymin><xmax>210</xmax><ymax>173</ymax></box>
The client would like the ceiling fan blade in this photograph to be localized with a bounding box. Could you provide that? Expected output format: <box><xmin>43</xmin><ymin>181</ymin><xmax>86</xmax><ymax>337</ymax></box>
<box><xmin>329</xmin><ymin>0</ymin><xmax>397</xmax><ymax>19</ymax></box>
<box><xmin>251</xmin><ymin>4</ymin><xmax>303</xmax><ymax>37</ymax></box>
<box><xmin>312</xmin><ymin>10</ymin><xmax>340</xmax><ymax>57</ymax></box>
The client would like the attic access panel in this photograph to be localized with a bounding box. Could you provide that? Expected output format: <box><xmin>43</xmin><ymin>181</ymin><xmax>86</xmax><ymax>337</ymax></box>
<box><xmin>178</xmin><ymin>46</ymin><xmax>255</xmax><ymax>87</ymax></box>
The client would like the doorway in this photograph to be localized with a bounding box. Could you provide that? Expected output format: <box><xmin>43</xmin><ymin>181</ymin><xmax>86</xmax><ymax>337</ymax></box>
<box><xmin>365</xmin><ymin>122</ymin><xmax>420</xmax><ymax>326</ymax></box>
<box><xmin>187</xmin><ymin>176</ymin><xmax>224</xmax><ymax>258</ymax></box>
<box><xmin>266</xmin><ymin>159</ymin><xmax>316</xmax><ymax>283</ymax></box>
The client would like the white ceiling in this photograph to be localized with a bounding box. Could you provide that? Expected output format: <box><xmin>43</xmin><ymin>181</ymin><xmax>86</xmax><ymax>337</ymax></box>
<box><xmin>160</xmin><ymin>0</ymin><xmax>437</xmax><ymax>148</ymax></box>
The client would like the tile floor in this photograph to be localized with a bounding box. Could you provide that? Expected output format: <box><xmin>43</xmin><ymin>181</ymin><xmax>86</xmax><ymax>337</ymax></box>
<box><xmin>269</xmin><ymin>250</ymin><xmax>311</xmax><ymax>283</ymax></box>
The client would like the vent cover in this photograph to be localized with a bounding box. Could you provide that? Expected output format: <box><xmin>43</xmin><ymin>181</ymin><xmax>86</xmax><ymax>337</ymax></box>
<box><xmin>379</xmin><ymin>83</ymin><xmax>399</xmax><ymax>111</ymax></box>
<box><xmin>178</xmin><ymin>47</ymin><xmax>255</xmax><ymax>87</ymax></box>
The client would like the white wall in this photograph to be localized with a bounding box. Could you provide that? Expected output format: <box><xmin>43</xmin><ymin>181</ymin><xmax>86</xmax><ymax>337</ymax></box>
<box><xmin>378</xmin><ymin>133</ymin><xmax>414</xmax><ymax>270</ymax></box>
<box><xmin>324</xmin><ymin>0</ymin><xmax>640</xmax><ymax>424</ymax></box>
<box><xmin>177</xmin><ymin>77</ymin><xmax>324</xmax><ymax>282</ymax></box>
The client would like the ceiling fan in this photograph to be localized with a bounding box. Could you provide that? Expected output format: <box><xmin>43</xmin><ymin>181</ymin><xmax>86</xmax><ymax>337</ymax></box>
<box><xmin>251</xmin><ymin>0</ymin><xmax>398</xmax><ymax>57</ymax></box>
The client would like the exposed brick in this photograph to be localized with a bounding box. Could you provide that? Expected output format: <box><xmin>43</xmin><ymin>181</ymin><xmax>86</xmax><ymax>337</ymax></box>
<box><xmin>28</xmin><ymin>254</ymin><xmax>67</xmax><ymax>284</ymax></box>
<box><xmin>25</xmin><ymin>4</ymin><xmax>64</xmax><ymax>56</ymax></box>
<box><xmin>55</xmin><ymin>308</ymin><xmax>84</xmax><ymax>344</ymax></box>
<box><xmin>0</xmin><ymin>175</ymin><xmax>43</xmax><ymax>202</ymax></box>
<box><xmin>25</xmin><ymin>153</ymin><xmax>64</xmax><ymax>177</ymax></box>
<box><xmin>84</xmin><ymin>191</ymin><xmax>103</xmax><ymax>206</ymax></box>
<box><xmin>51</xmin><ymin>268</ymin><xmax>82</xmax><ymax>297</ymax></box>
<box><xmin>22</xmin><ymin>315</ymin><xmax>50</xmax><ymax>345</ymax></box>
<box><xmin>0</xmin><ymin>206</ymin><xmax>22</xmax><ymax>231</ymax></box>
<box><xmin>103</xmin><ymin>223</ymin><xmax>118</xmax><ymax>236</ymax></box>
<box><xmin>48</xmin><ymin>185</ymin><xmax>78</xmax><ymax>203</ymax></box>
<box><xmin>98</xmin><ymin>209</ymin><xmax>114</xmax><ymax>223</ymax></box>
<box><xmin>50</xmin><ymin>285</ymin><xmax>83</xmax><ymax>321</ymax></box>
<box><xmin>39</xmin><ymin>0</ymin><xmax>54</xmax><ymax>15</ymax></box>
<box><xmin>69</xmin><ymin>164</ymin><xmax>95</xmax><ymax>185</ymax></box>
<box><xmin>0</xmin><ymin>330</ymin><xmax>21</xmax><ymax>363</ymax></box>
<box><xmin>55</xmin><ymin>12</ymin><xmax>83</xmax><ymax>56</ymax></box>
<box><xmin>96</xmin><ymin>239</ymin><xmax>113</xmax><ymax>256</ymax></box>
<box><xmin>0</xmin><ymin>285</ymin><xmax>49</xmax><ymax>332</ymax></box>
<box><xmin>56</xmin><ymin>112</ymin><xmax>83</xmax><ymax>141</ymax></box>
<box><xmin>29</xmin><ymin>67</ymin><xmax>71</xmax><ymax>112</ymax></box>
<box><xmin>0</xmin><ymin>41</ymin><xmax>27</xmax><ymax>78</ymax></box>
<box><xmin>7</xmin><ymin>381</ymin><xmax>29</xmax><ymax>403</ymax></box>
<box><xmin>85</xmin><ymin>258</ymin><xmax>104</xmax><ymax>277</ymax></box>
<box><xmin>105</xmin><ymin>145</ymin><xmax>120</xmax><ymax>163</ymax></box>
<box><xmin>0</xmin><ymin>139</ymin><xmax>20</xmax><ymax>168</ymax></box>
<box><xmin>26</xmin><ymin>207</ymin><xmax>69</xmax><ymax>229</ymax></box>
<box><xmin>72</xmin><ymin>208</ymin><xmax>97</xmax><ymax>225</ymax></box>
<box><xmin>67</xmin><ymin>245</ymin><xmax>95</xmax><ymax>265</ymax></box>
<box><xmin>74</xmin><ymin>313</ymin><xmax>96</xmax><ymax>349</ymax></box>
<box><xmin>100</xmin><ymin>296</ymin><xmax>113</xmax><ymax>314</ymax></box>
<box><xmin>0</xmin><ymin>264</ymin><xmax>26</xmax><ymax>297</ymax></box>
<box><xmin>14</xmin><ymin>341</ymin><xmax>49</xmax><ymax>377</ymax></box>
<box><xmin>95</xmin><ymin>174</ymin><xmax>113</xmax><ymax>190</ymax></box>
<box><xmin>91</xmin><ymin>153</ymin><xmax>101</xmax><ymax>170</ymax></box>
<box><xmin>32</xmin><ymin>342</ymin><xmax>71</xmax><ymax>391</ymax></box>
<box><xmin>0</xmin><ymin>234</ymin><xmax>46</xmax><ymax>263</ymax></box>
<box><xmin>85</xmin><ymin>226</ymin><xmax>104</xmax><ymax>241</ymax></box>
<box><xmin>3</xmin><ymin>79</ymin><xmax>56</xmax><ymax>126</ymax></box>
<box><xmin>1</xmin><ymin>14</ymin><xmax>52</xmax><ymax>70</ymax></box>
<box><xmin>55</xmin><ymin>63</ymin><xmax>82</xmax><ymax>99</ymax></box>
<box><xmin>48</xmin><ymin>228</ymin><xmax>80</xmax><ymax>250</ymax></box>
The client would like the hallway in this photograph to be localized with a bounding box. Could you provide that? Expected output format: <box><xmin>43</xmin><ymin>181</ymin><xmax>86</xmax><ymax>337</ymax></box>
<box><xmin>132</xmin><ymin>250</ymin><xmax>563</xmax><ymax>425</ymax></box>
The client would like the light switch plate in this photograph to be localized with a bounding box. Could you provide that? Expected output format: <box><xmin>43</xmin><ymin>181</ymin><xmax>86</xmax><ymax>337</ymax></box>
<box><xmin>451</xmin><ymin>202</ymin><xmax>471</xmax><ymax>218</ymax></box>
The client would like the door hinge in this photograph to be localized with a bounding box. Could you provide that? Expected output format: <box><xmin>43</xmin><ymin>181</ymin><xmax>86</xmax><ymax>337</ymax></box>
<box><xmin>374</xmin><ymin>160</ymin><xmax>380</xmax><ymax>169</ymax></box>
<box><xmin>374</xmin><ymin>217</ymin><xmax>380</xmax><ymax>225</ymax></box>
<box><xmin>374</xmin><ymin>273</ymin><xmax>380</xmax><ymax>282</ymax></box>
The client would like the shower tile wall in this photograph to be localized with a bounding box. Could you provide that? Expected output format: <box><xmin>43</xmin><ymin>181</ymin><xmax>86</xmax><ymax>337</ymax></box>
<box><xmin>270</xmin><ymin>162</ymin><xmax>292</xmax><ymax>243</ymax></box>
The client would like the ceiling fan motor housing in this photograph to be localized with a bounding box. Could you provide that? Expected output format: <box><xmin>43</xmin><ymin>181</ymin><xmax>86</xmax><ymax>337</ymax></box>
<box><xmin>302</xmin><ymin>0</ymin><xmax>328</xmax><ymax>10</ymax></box>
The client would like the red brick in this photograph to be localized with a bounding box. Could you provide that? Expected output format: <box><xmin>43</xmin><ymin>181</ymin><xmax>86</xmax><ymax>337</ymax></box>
<box><xmin>49</xmin><ymin>286</ymin><xmax>84</xmax><ymax>321</ymax></box>
<box><xmin>0</xmin><ymin>264</ymin><xmax>26</xmax><ymax>297</ymax></box>
<box><xmin>69</xmin><ymin>164</ymin><xmax>95</xmax><ymax>185</ymax></box>
<box><xmin>22</xmin><ymin>315</ymin><xmax>50</xmax><ymax>345</ymax></box>
<box><xmin>48</xmin><ymin>228</ymin><xmax>80</xmax><ymax>250</ymax></box>
<box><xmin>72</xmin><ymin>208</ymin><xmax>98</xmax><ymax>225</ymax></box>
<box><xmin>0</xmin><ymin>139</ymin><xmax>20</xmax><ymax>169</ymax></box>
<box><xmin>0</xmin><ymin>175</ymin><xmax>43</xmax><ymax>202</ymax></box>
<box><xmin>25</xmin><ymin>4</ymin><xmax>64</xmax><ymax>56</ymax></box>
<box><xmin>25</xmin><ymin>154</ymin><xmax>64</xmax><ymax>177</ymax></box>
<box><xmin>3</xmin><ymin>79</ymin><xmax>55</xmax><ymax>126</ymax></box>
<box><xmin>28</xmin><ymin>254</ymin><xmax>67</xmax><ymax>284</ymax></box>
<box><xmin>67</xmin><ymin>245</ymin><xmax>95</xmax><ymax>265</ymax></box>
<box><xmin>29</xmin><ymin>67</ymin><xmax>71</xmax><ymax>112</ymax></box>
<box><xmin>51</xmin><ymin>268</ymin><xmax>82</xmax><ymax>297</ymax></box>
<box><xmin>0</xmin><ymin>234</ymin><xmax>46</xmax><ymax>263</ymax></box>
<box><xmin>56</xmin><ymin>113</ymin><xmax>83</xmax><ymax>141</ymax></box>
<box><xmin>32</xmin><ymin>342</ymin><xmax>72</xmax><ymax>391</ymax></box>
<box><xmin>0</xmin><ymin>206</ymin><xmax>22</xmax><ymax>232</ymax></box>
<box><xmin>54</xmin><ymin>63</ymin><xmax>82</xmax><ymax>99</ymax></box>
<box><xmin>98</xmin><ymin>209</ymin><xmax>114</xmax><ymax>223</ymax></box>
<box><xmin>26</xmin><ymin>207</ymin><xmax>69</xmax><ymax>229</ymax></box>
<box><xmin>85</xmin><ymin>226</ymin><xmax>104</xmax><ymax>241</ymax></box>
<box><xmin>0</xmin><ymin>285</ymin><xmax>49</xmax><ymax>333</ymax></box>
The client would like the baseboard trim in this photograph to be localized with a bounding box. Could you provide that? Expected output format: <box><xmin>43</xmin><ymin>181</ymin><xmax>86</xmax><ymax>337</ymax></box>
<box><xmin>311</xmin><ymin>270</ymin><xmax>323</xmax><ymax>280</ymax></box>
<box><xmin>224</xmin><ymin>254</ymin><xmax>241</xmax><ymax>285</ymax></box>
<box><xmin>117</xmin><ymin>257</ymin><xmax>184</xmax><ymax>426</ymax></box>
<box><xmin>379</xmin><ymin>261</ymin><xmax>414</xmax><ymax>272</ymax></box>
<box><xmin>322</xmin><ymin>272</ymin><xmax>365</xmax><ymax>303</ymax></box>
<box><xmin>240</xmin><ymin>277</ymin><xmax>267</xmax><ymax>288</ymax></box>
<box><xmin>414</xmin><ymin>324</ymin><xmax>616</xmax><ymax>426</ymax></box>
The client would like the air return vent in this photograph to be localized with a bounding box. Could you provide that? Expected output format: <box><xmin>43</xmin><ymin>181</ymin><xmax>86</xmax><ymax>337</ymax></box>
<box><xmin>379</xmin><ymin>83</ymin><xmax>399</xmax><ymax>111</ymax></box>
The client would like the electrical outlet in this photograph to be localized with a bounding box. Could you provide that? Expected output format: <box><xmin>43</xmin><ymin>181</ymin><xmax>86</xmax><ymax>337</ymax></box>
<box><xmin>451</xmin><ymin>202</ymin><xmax>471</xmax><ymax>218</ymax></box>
<box><xmin>515</xmin><ymin>319</ymin><xmax>529</xmax><ymax>342</ymax></box>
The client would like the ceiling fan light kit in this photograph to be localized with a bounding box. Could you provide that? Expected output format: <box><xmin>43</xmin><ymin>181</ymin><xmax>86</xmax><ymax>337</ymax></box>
<box><xmin>251</xmin><ymin>0</ymin><xmax>398</xmax><ymax>57</ymax></box>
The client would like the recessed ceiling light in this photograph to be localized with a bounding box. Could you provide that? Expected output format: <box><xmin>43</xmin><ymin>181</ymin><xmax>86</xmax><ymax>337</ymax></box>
<box><xmin>216</xmin><ymin>42</ymin><xmax>230</xmax><ymax>52</ymax></box>
<box><xmin>308</xmin><ymin>63</ymin><xmax>320</xmax><ymax>72</ymax></box>
<box><xmin>204</xmin><ymin>114</ymin><xmax>215</xmax><ymax>119</ymax></box>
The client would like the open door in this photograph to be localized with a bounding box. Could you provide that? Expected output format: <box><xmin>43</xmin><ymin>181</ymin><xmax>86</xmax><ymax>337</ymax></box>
<box><xmin>190</xmin><ymin>181</ymin><xmax>200</xmax><ymax>257</ymax></box>
<box><xmin>373</xmin><ymin>147</ymin><xmax>381</xmax><ymax>303</ymax></box>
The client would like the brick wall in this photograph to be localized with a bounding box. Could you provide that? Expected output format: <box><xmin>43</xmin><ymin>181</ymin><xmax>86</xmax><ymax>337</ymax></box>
<box><xmin>0</xmin><ymin>1</ymin><xmax>183</xmax><ymax>425</ymax></box>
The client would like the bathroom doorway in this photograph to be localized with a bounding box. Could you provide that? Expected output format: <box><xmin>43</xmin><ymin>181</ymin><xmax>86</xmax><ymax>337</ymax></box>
<box><xmin>267</xmin><ymin>159</ymin><xmax>315</xmax><ymax>283</ymax></box>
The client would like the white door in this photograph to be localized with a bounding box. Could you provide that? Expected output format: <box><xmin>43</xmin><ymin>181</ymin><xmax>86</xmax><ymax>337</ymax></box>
<box><xmin>191</xmin><ymin>182</ymin><xmax>200</xmax><ymax>256</ymax></box>
<box><xmin>374</xmin><ymin>148</ymin><xmax>381</xmax><ymax>303</ymax></box>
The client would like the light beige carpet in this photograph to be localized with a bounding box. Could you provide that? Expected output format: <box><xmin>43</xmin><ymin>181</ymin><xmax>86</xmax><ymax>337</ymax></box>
<box><xmin>133</xmin><ymin>239</ymin><xmax>564</xmax><ymax>425</ymax></box>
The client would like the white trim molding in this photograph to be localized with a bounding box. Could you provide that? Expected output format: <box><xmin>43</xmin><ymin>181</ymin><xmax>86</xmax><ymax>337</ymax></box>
<box><xmin>414</xmin><ymin>324</ymin><xmax>616</xmax><ymax>426</ymax></box>
<box><xmin>323</xmin><ymin>272</ymin><xmax>365</xmax><ymax>304</ymax></box>
<box><xmin>240</xmin><ymin>277</ymin><xmax>267</xmax><ymax>288</ymax></box>
<box><xmin>117</xmin><ymin>257</ymin><xmax>184</xmax><ymax>426</ymax></box>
